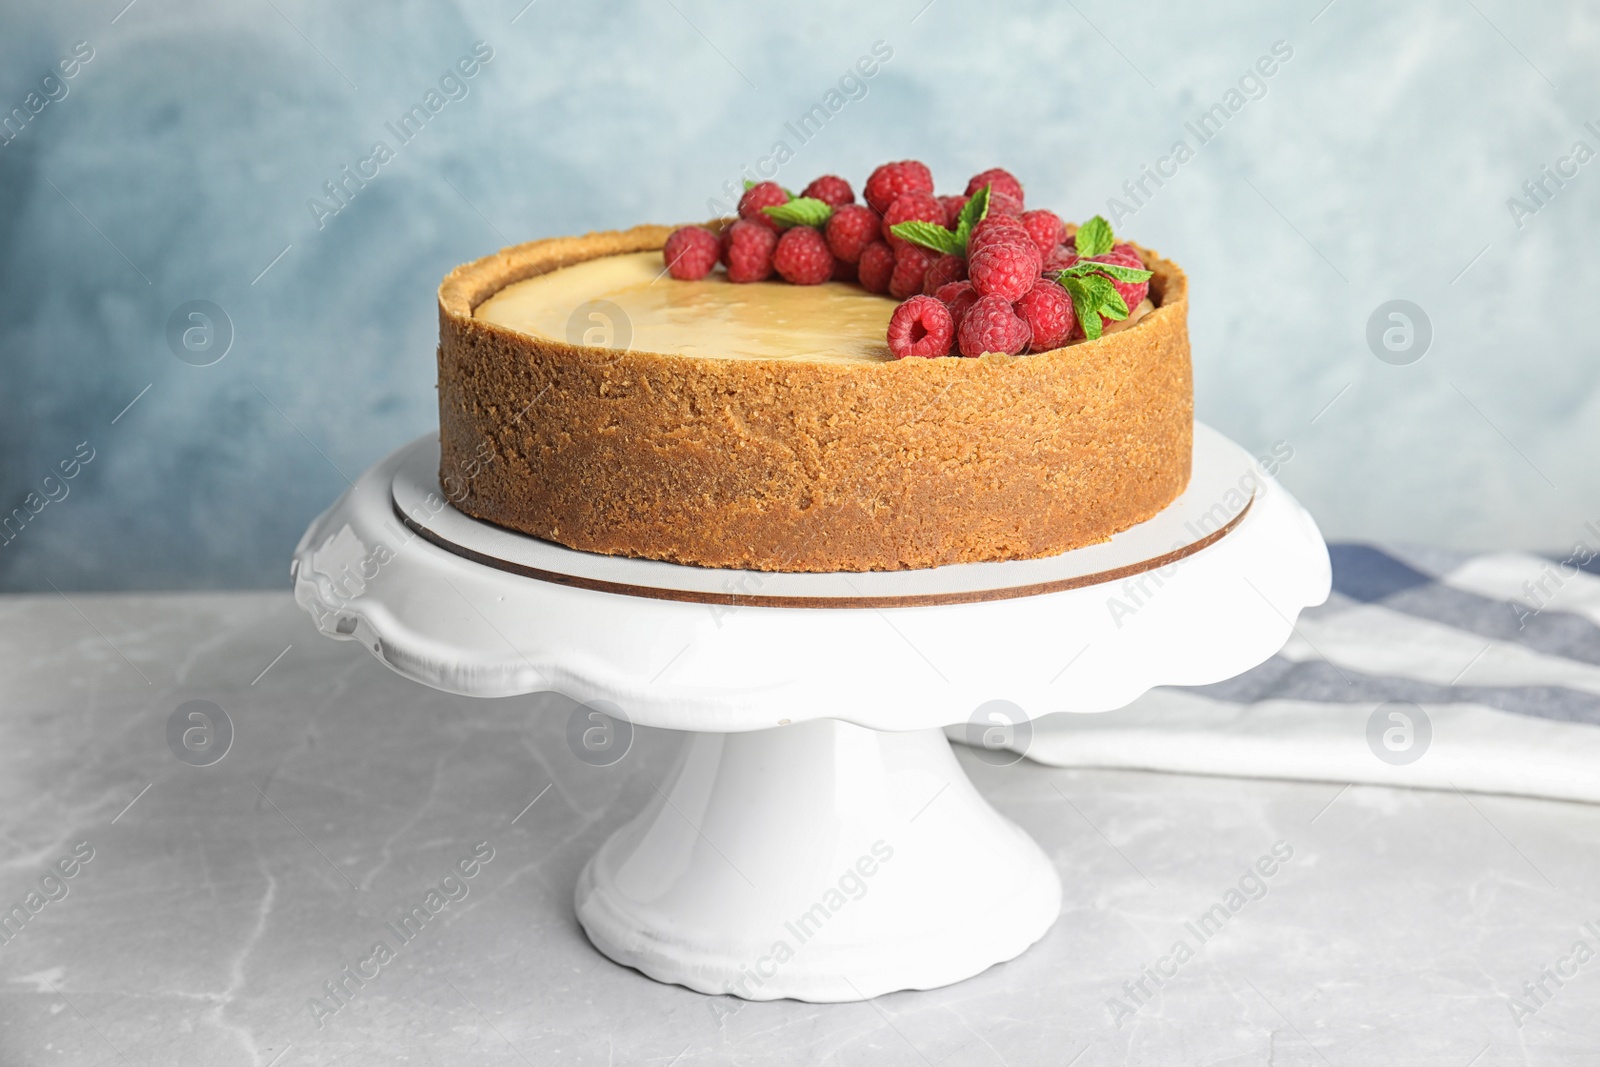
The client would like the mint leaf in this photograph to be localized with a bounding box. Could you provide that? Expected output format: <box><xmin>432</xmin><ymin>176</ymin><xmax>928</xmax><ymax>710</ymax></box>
<box><xmin>950</xmin><ymin>184</ymin><xmax>992</xmax><ymax>255</ymax></box>
<box><xmin>1100</xmin><ymin>288</ymin><xmax>1131</xmax><ymax>320</ymax></box>
<box><xmin>1054</xmin><ymin>272</ymin><xmax>1131</xmax><ymax>340</ymax></box>
<box><xmin>763</xmin><ymin>197</ymin><xmax>833</xmax><ymax>228</ymax></box>
<box><xmin>890</xmin><ymin>221</ymin><xmax>962</xmax><ymax>256</ymax></box>
<box><xmin>1075</xmin><ymin>215</ymin><xmax>1115</xmax><ymax>258</ymax></box>
<box><xmin>958</xmin><ymin>184</ymin><xmax>990</xmax><ymax>234</ymax></box>
<box><xmin>1082</xmin><ymin>274</ymin><xmax>1129</xmax><ymax>319</ymax></box>
<box><xmin>1059</xmin><ymin>276</ymin><xmax>1102</xmax><ymax>341</ymax></box>
<box><xmin>1057</xmin><ymin>259</ymin><xmax>1152</xmax><ymax>284</ymax></box>
<box><xmin>1077</xmin><ymin>272</ymin><xmax>1119</xmax><ymax>307</ymax></box>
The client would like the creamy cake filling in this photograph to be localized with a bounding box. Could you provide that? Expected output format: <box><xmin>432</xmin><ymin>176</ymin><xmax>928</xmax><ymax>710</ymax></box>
<box><xmin>473</xmin><ymin>250</ymin><xmax>1151</xmax><ymax>364</ymax></box>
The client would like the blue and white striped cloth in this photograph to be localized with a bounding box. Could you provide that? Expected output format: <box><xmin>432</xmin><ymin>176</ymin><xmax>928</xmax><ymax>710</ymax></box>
<box><xmin>1022</xmin><ymin>543</ymin><xmax>1600</xmax><ymax>804</ymax></box>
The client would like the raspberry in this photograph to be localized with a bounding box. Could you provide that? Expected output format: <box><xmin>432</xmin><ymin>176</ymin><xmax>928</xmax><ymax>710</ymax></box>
<box><xmin>958</xmin><ymin>294</ymin><xmax>1031</xmax><ymax>357</ymax></box>
<box><xmin>739</xmin><ymin>181</ymin><xmax>789</xmax><ymax>232</ymax></box>
<box><xmin>935</xmin><ymin>280</ymin><xmax>976</xmax><ymax>304</ymax></box>
<box><xmin>881</xmin><ymin>192</ymin><xmax>946</xmax><ymax>249</ymax></box>
<box><xmin>967</xmin><ymin>234</ymin><xmax>1032</xmax><ymax>262</ymax></box>
<box><xmin>889</xmin><ymin>244</ymin><xmax>935</xmax><ymax>300</ymax></box>
<box><xmin>662</xmin><ymin>226</ymin><xmax>720</xmax><ymax>280</ymax></box>
<box><xmin>935</xmin><ymin>280</ymin><xmax>978</xmax><ymax>334</ymax></box>
<box><xmin>825</xmin><ymin>204</ymin><xmax>881</xmax><ymax>264</ymax></box>
<box><xmin>773</xmin><ymin>225</ymin><xmax>835</xmax><ymax>285</ymax></box>
<box><xmin>967</xmin><ymin>215</ymin><xmax>1030</xmax><ymax>255</ymax></box>
<box><xmin>939</xmin><ymin>194</ymin><xmax>969</xmax><ymax>229</ymax></box>
<box><xmin>886</xmin><ymin>295</ymin><xmax>955</xmax><ymax>359</ymax></box>
<box><xmin>801</xmin><ymin>175</ymin><xmax>855</xmax><ymax>207</ymax></box>
<box><xmin>1041</xmin><ymin>244</ymin><xmax>1078</xmax><ymax>274</ymax></box>
<box><xmin>968</xmin><ymin>240</ymin><xmax>1042</xmax><ymax>302</ymax></box>
<box><xmin>921</xmin><ymin>253</ymin><xmax>967</xmax><ymax>295</ymax></box>
<box><xmin>1106</xmin><ymin>243</ymin><xmax>1144</xmax><ymax>266</ymax></box>
<box><xmin>864</xmin><ymin>160</ymin><xmax>935</xmax><ymax>215</ymax></box>
<box><xmin>1020</xmin><ymin>210</ymin><xmax>1064</xmax><ymax>257</ymax></box>
<box><xmin>831</xmin><ymin>258</ymin><xmax>857</xmax><ymax>283</ymax></box>
<box><xmin>986</xmin><ymin>190</ymin><xmax>1025</xmax><ymax>217</ymax></box>
<box><xmin>857</xmin><ymin>240</ymin><xmax>896</xmax><ymax>294</ymax></box>
<box><xmin>1014</xmin><ymin>279</ymin><xmax>1077</xmax><ymax>351</ymax></box>
<box><xmin>723</xmin><ymin>220</ymin><xmax>778</xmax><ymax>283</ymax></box>
<box><xmin>965</xmin><ymin>168</ymin><xmax>1025</xmax><ymax>206</ymax></box>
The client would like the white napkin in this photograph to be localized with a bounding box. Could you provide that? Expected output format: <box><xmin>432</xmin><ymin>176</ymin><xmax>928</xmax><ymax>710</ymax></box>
<box><xmin>1002</xmin><ymin>544</ymin><xmax>1600</xmax><ymax>804</ymax></box>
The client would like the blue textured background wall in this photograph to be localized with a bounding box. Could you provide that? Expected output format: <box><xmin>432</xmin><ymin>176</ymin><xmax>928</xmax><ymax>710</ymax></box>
<box><xmin>2</xmin><ymin>0</ymin><xmax>1596</xmax><ymax>591</ymax></box>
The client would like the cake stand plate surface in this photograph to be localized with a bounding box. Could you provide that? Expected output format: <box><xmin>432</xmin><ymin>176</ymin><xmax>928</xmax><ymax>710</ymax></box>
<box><xmin>291</xmin><ymin>423</ymin><xmax>1330</xmax><ymax>1002</ymax></box>
<box><xmin>294</xmin><ymin>423</ymin><xmax>1328</xmax><ymax>732</ymax></box>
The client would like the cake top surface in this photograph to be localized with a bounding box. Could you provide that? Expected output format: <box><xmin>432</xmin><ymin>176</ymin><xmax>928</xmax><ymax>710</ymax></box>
<box><xmin>472</xmin><ymin>248</ymin><xmax>1156</xmax><ymax>365</ymax></box>
<box><xmin>474</xmin><ymin>251</ymin><xmax>898</xmax><ymax>364</ymax></box>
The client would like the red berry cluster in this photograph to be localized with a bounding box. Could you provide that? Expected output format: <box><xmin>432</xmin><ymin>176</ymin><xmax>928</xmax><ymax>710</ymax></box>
<box><xmin>661</xmin><ymin>161</ymin><xmax>1152</xmax><ymax>362</ymax></box>
<box><xmin>664</xmin><ymin>175</ymin><xmax>871</xmax><ymax>287</ymax></box>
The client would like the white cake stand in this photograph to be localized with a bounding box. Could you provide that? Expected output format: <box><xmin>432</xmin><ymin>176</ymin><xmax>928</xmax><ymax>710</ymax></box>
<box><xmin>291</xmin><ymin>423</ymin><xmax>1329</xmax><ymax>1003</ymax></box>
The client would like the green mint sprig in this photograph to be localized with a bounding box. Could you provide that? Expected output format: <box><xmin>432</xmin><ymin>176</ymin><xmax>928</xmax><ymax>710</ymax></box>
<box><xmin>954</xmin><ymin>183</ymin><xmax>990</xmax><ymax>245</ymax></box>
<box><xmin>1056</xmin><ymin>274</ymin><xmax>1128</xmax><ymax>341</ymax></box>
<box><xmin>890</xmin><ymin>221</ymin><xmax>961</xmax><ymax>255</ymax></box>
<box><xmin>1073</xmin><ymin>214</ymin><xmax>1115</xmax><ymax>258</ymax></box>
<box><xmin>763</xmin><ymin>197</ymin><xmax>834</xmax><ymax>228</ymax></box>
<box><xmin>1055</xmin><ymin>259</ymin><xmax>1151</xmax><ymax>284</ymax></box>
<box><xmin>1048</xmin><ymin>214</ymin><xmax>1153</xmax><ymax>340</ymax></box>
<box><xmin>888</xmin><ymin>182</ymin><xmax>992</xmax><ymax>258</ymax></box>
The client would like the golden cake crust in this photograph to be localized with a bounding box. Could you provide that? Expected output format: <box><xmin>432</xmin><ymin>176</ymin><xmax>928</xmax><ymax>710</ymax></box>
<box><xmin>437</xmin><ymin>224</ymin><xmax>1192</xmax><ymax>572</ymax></box>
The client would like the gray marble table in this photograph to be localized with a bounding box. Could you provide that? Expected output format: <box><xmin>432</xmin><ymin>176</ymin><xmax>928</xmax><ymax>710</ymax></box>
<box><xmin>3</xmin><ymin>591</ymin><xmax>1598</xmax><ymax>1066</ymax></box>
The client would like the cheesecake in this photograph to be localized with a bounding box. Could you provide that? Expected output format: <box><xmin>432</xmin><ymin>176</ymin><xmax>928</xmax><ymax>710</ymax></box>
<box><xmin>438</xmin><ymin>243</ymin><xmax>1190</xmax><ymax>572</ymax></box>
<box><xmin>437</xmin><ymin>163</ymin><xmax>1191</xmax><ymax>573</ymax></box>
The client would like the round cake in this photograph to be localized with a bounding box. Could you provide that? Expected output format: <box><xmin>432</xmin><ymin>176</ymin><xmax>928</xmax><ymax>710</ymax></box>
<box><xmin>437</xmin><ymin>171</ymin><xmax>1192</xmax><ymax>573</ymax></box>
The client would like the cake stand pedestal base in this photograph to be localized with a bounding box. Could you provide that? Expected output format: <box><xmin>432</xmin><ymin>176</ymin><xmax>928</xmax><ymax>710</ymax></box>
<box><xmin>292</xmin><ymin>424</ymin><xmax>1331</xmax><ymax>1004</ymax></box>
<box><xmin>575</xmin><ymin>718</ymin><xmax>1060</xmax><ymax>1003</ymax></box>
